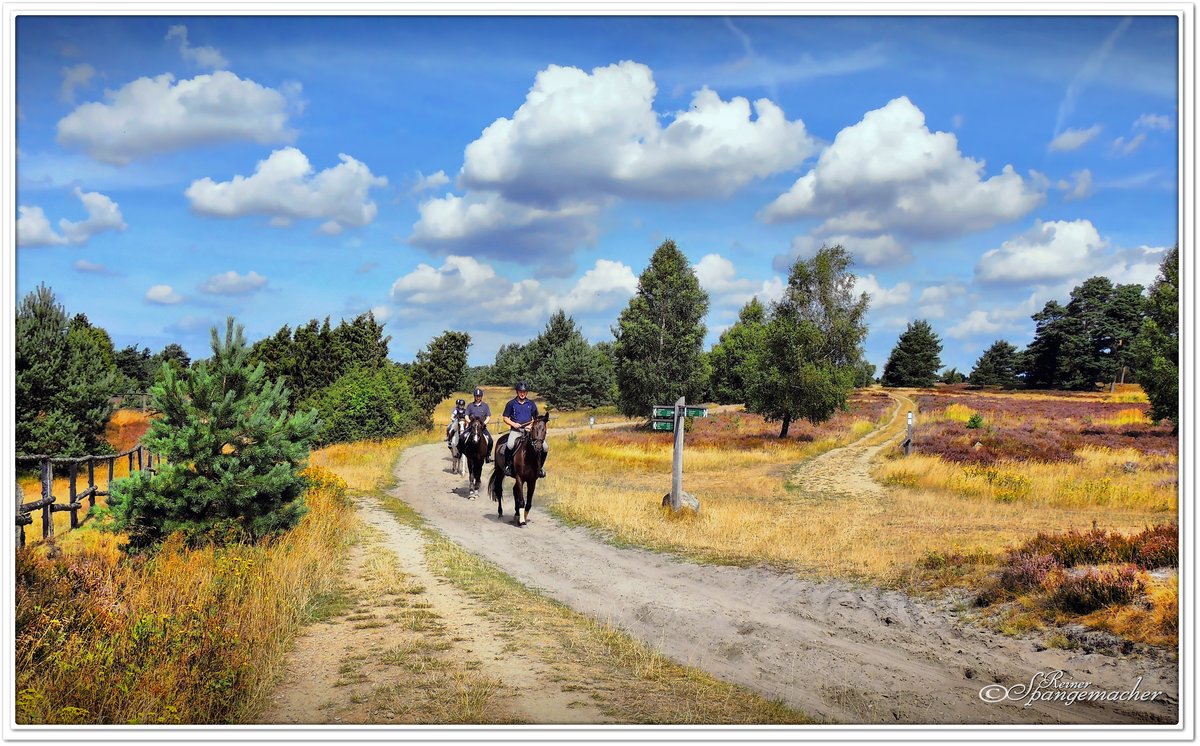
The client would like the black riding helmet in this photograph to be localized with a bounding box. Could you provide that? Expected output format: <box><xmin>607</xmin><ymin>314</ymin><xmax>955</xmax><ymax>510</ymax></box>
<box><xmin>473</xmin><ymin>388</ymin><xmax>484</xmax><ymax>397</ymax></box>
<box><xmin>455</xmin><ymin>398</ymin><xmax>466</xmax><ymax>406</ymax></box>
<box><xmin>515</xmin><ymin>381</ymin><xmax>528</xmax><ymax>392</ymax></box>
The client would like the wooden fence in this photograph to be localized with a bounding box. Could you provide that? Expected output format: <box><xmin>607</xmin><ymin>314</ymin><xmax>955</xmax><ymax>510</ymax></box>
<box><xmin>15</xmin><ymin>445</ymin><xmax>160</xmax><ymax>548</ymax></box>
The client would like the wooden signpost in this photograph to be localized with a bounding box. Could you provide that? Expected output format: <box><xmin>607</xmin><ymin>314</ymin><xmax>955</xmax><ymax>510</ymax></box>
<box><xmin>902</xmin><ymin>411</ymin><xmax>914</xmax><ymax>456</ymax></box>
<box><xmin>651</xmin><ymin>397</ymin><xmax>707</xmax><ymax>512</ymax></box>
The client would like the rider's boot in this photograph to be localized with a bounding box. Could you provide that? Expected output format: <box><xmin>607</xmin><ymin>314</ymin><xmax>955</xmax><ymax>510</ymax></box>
<box><xmin>504</xmin><ymin>452</ymin><xmax>514</xmax><ymax>478</ymax></box>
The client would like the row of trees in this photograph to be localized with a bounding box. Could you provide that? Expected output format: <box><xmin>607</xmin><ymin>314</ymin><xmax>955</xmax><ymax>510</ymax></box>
<box><xmin>873</xmin><ymin>246</ymin><xmax>1177</xmax><ymax>425</ymax></box>
<box><xmin>484</xmin><ymin>240</ymin><xmax>872</xmax><ymax>438</ymax></box>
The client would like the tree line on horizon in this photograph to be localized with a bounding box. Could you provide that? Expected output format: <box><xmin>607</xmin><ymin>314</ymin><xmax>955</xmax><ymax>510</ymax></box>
<box><xmin>872</xmin><ymin>246</ymin><xmax>1178</xmax><ymax>428</ymax></box>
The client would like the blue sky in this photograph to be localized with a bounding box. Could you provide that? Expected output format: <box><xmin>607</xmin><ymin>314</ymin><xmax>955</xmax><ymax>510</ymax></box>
<box><xmin>14</xmin><ymin>14</ymin><xmax>1179</xmax><ymax>372</ymax></box>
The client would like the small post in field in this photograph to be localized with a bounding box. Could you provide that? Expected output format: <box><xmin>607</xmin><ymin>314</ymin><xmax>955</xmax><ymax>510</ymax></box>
<box><xmin>68</xmin><ymin>462</ymin><xmax>79</xmax><ymax>529</ymax></box>
<box><xmin>40</xmin><ymin>459</ymin><xmax>54</xmax><ymax>541</ymax></box>
<box><xmin>87</xmin><ymin>460</ymin><xmax>97</xmax><ymax>511</ymax></box>
<box><xmin>654</xmin><ymin>397</ymin><xmax>705</xmax><ymax>513</ymax></box>
<box><xmin>15</xmin><ymin>480</ymin><xmax>26</xmax><ymax>549</ymax></box>
<box><xmin>903</xmin><ymin>411</ymin><xmax>914</xmax><ymax>456</ymax></box>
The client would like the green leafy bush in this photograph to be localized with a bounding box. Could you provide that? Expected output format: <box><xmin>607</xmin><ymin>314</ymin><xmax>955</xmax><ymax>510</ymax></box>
<box><xmin>310</xmin><ymin>364</ymin><xmax>421</xmax><ymax>445</ymax></box>
<box><xmin>966</xmin><ymin>412</ymin><xmax>985</xmax><ymax>429</ymax></box>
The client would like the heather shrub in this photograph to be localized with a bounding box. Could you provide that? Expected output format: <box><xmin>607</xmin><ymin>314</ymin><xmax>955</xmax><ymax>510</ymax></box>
<box><xmin>998</xmin><ymin>552</ymin><xmax>1060</xmax><ymax>593</ymax></box>
<box><xmin>1049</xmin><ymin>567</ymin><xmax>1145</xmax><ymax>614</ymax></box>
<box><xmin>1019</xmin><ymin>527</ymin><xmax>1135</xmax><ymax>567</ymax></box>
<box><xmin>1131</xmin><ymin>523</ymin><xmax>1178</xmax><ymax>569</ymax></box>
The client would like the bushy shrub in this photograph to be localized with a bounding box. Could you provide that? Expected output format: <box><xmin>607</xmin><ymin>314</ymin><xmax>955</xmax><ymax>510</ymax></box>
<box><xmin>1131</xmin><ymin>523</ymin><xmax>1178</xmax><ymax>569</ymax></box>
<box><xmin>1018</xmin><ymin>527</ymin><xmax>1135</xmax><ymax>567</ymax></box>
<box><xmin>998</xmin><ymin>552</ymin><xmax>1060</xmax><ymax>593</ymax></box>
<box><xmin>1050</xmin><ymin>567</ymin><xmax>1145</xmax><ymax>614</ymax></box>
<box><xmin>966</xmin><ymin>412</ymin><xmax>985</xmax><ymax>429</ymax></box>
<box><xmin>310</xmin><ymin>364</ymin><xmax>421</xmax><ymax>445</ymax></box>
<box><xmin>108</xmin><ymin>319</ymin><xmax>319</xmax><ymax>549</ymax></box>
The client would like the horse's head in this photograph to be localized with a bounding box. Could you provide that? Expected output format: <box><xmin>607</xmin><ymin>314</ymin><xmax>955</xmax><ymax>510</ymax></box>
<box><xmin>467</xmin><ymin>415</ymin><xmax>484</xmax><ymax>442</ymax></box>
<box><xmin>529</xmin><ymin>412</ymin><xmax>549</xmax><ymax>448</ymax></box>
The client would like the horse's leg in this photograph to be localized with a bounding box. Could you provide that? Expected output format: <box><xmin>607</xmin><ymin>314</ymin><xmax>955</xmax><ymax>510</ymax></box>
<box><xmin>512</xmin><ymin>477</ymin><xmax>524</xmax><ymax>525</ymax></box>
<box><xmin>525</xmin><ymin>478</ymin><xmax>535</xmax><ymax>521</ymax></box>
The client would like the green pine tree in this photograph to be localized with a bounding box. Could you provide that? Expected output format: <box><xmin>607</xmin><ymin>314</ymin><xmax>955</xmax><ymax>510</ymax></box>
<box><xmin>1131</xmin><ymin>246</ymin><xmax>1178</xmax><ymax>427</ymax></box>
<box><xmin>536</xmin><ymin>333</ymin><xmax>616</xmax><ymax>410</ymax></box>
<box><xmin>707</xmin><ymin>297</ymin><xmax>767</xmax><ymax>404</ymax></box>
<box><xmin>743</xmin><ymin>246</ymin><xmax>869</xmax><ymax>437</ymax></box>
<box><xmin>611</xmin><ymin>239</ymin><xmax>710</xmax><ymax>418</ymax></box>
<box><xmin>487</xmin><ymin>343</ymin><xmax>527</xmax><ymax>386</ymax></box>
<box><xmin>881</xmin><ymin>320</ymin><xmax>943</xmax><ymax>387</ymax></box>
<box><xmin>16</xmin><ymin>285</ymin><xmax>118</xmax><ymax>455</ymax></box>
<box><xmin>108</xmin><ymin>318</ymin><xmax>320</xmax><ymax>548</ymax></box>
<box><xmin>524</xmin><ymin>310</ymin><xmax>581</xmax><ymax>387</ymax></box>
<box><xmin>970</xmin><ymin>340</ymin><xmax>1022</xmax><ymax>388</ymax></box>
<box><xmin>410</xmin><ymin>330</ymin><xmax>472</xmax><ymax>425</ymax></box>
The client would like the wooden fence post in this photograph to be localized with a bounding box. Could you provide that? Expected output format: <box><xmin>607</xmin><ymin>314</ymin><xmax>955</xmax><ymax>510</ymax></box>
<box><xmin>107</xmin><ymin>456</ymin><xmax>115</xmax><ymax>485</ymax></box>
<box><xmin>128</xmin><ymin>450</ymin><xmax>134</xmax><ymax>473</ymax></box>
<box><xmin>68</xmin><ymin>462</ymin><xmax>80</xmax><ymax>529</ymax></box>
<box><xmin>136</xmin><ymin>446</ymin><xmax>143</xmax><ymax>471</ymax></box>
<box><xmin>40</xmin><ymin>459</ymin><xmax>54</xmax><ymax>541</ymax></box>
<box><xmin>87</xmin><ymin>460</ymin><xmax>96</xmax><ymax>511</ymax></box>
<box><xmin>15</xmin><ymin>481</ymin><xmax>25</xmax><ymax>550</ymax></box>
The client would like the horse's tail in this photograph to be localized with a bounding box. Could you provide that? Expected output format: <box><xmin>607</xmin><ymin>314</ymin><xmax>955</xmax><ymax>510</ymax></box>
<box><xmin>488</xmin><ymin>465</ymin><xmax>502</xmax><ymax>501</ymax></box>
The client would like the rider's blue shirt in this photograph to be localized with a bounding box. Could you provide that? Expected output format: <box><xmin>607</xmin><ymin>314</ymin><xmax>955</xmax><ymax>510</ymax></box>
<box><xmin>503</xmin><ymin>397</ymin><xmax>538</xmax><ymax>425</ymax></box>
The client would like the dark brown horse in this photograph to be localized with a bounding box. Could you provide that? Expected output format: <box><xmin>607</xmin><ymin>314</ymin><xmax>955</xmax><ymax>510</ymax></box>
<box><xmin>461</xmin><ymin>416</ymin><xmax>489</xmax><ymax>499</ymax></box>
<box><xmin>488</xmin><ymin>413</ymin><xmax>549</xmax><ymax>526</ymax></box>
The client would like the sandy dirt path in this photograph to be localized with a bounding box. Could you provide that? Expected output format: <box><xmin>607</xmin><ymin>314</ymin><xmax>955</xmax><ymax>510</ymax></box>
<box><xmin>257</xmin><ymin>499</ymin><xmax>612</xmax><ymax>724</ymax></box>
<box><xmin>390</xmin><ymin>401</ymin><xmax>1178</xmax><ymax>725</ymax></box>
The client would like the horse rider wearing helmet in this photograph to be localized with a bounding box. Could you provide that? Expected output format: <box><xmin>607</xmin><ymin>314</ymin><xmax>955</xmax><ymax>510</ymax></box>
<box><xmin>500</xmin><ymin>381</ymin><xmax>547</xmax><ymax>478</ymax></box>
<box><xmin>446</xmin><ymin>397</ymin><xmax>468</xmax><ymax>451</ymax></box>
<box><xmin>464</xmin><ymin>387</ymin><xmax>494</xmax><ymax>462</ymax></box>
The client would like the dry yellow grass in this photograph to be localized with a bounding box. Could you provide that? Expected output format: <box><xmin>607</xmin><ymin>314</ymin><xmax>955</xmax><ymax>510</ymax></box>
<box><xmin>943</xmin><ymin>402</ymin><xmax>976</xmax><ymax>422</ymax></box>
<box><xmin>875</xmin><ymin>448</ymin><xmax>1176</xmax><ymax>513</ymax></box>
<box><xmin>16</xmin><ymin>467</ymin><xmax>354</xmax><ymax>724</ymax></box>
<box><xmin>310</xmin><ymin>431</ymin><xmax>440</xmax><ymax>492</ymax></box>
<box><xmin>547</xmin><ymin>414</ymin><xmax>909</xmax><ymax>578</ymax></box>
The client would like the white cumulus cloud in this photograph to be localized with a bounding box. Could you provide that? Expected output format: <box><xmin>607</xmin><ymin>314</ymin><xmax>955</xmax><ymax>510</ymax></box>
<box><xmin>948</xmin><ymin>310</ymin><xmax>1005</xmax><ymax>339</ymax></box>
<box><xmin>1048</xmin><ymin>124</ymin><xmax>1102</xmax><ymax>152</ymax></box>
<box><xmin>199</xmin><ymin>270</ymin><xmax>268</xmax><ymax>295</ymax></box>
<box><xmin>760</xmin><ymin>96</ymin><xmax>1042</xmax><ymax>240</ymax></box>
<box><xmin>694</xmin><ymin>253</ymin><xmax>784</xmax><ymax>311</ymax></box>
<box><xmin>16</xmin><ymin>187</ymin><xmax>126</xmax><ymax>247</ymax></box>
<box><xmin>413</xmin><ymin>60</ymin><xmax>814</xmax><ymax>265</ymax></box>
<box><xmin>411</xmin><ymin>169</ymin><xmax>450</xmax><ymax>194</ymax></box>
<box><xmin>389</xmin><ymin>255</ymin><xmax>638</xmax><ymax>326</ymax></box>
<box><xmin>185</xmin><ymin>147</ymin><xmax>388</xmax><ymax>232</ymax></box>
<box><xmin>165</xmin><ymin>24</ymin><xmax>229</xmax><ymax>70</ymax></box>
<box><xmin>59</xmin><ymin>63</ymin><xmax>96</xmax><ymax>103</ymax></box>
<box><xmin>853</xmin><ymin>274</ymin><xmax>911</xmax><ymax>310</ymax></box>
<box><xmin>1057</xmin><ymin>169</ymin><xmax>1094</xmax><ymax>201</ymax></box>
<box><xmin>146</xmin><ymin>284</ymin><xmax>183</xmax><ymax>305</ymax></box>
<box><xmin>1134</xmin><ymin>113</ymin><xmax>1171</xmax><ymax>131</ymax></box>
<box><xmin>57</xmin><ymin>71</ymin><xmax>295</xmax><ymax>164</ymax></box>
<box><xmin>975</xmin><ymin>219</ymin><xmax>1107</xmax><ymax>284</ymax></box>
<box><xmin>460</xmin><ymin>61</ymin><xmax>814</xmax><ymax>206</ymax></box>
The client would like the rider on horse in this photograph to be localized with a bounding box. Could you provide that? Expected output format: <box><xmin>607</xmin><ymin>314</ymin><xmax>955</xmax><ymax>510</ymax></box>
<box><xmin>446</xmin><ymin>398</ymin><xmax>467</xmax><ymax>450</ymax></box>
<box><xmin>464</xmin><ymin>387</ymin><xmax>494</xmax><ymax>463</ymax></box>
<box><xmin>500</xmin><ymin>381</ymin><xmax>547</xmax><ymax>478</ymax></box>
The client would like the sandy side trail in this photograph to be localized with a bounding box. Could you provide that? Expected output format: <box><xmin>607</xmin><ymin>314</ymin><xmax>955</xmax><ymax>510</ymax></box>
<box><xmin>390</xmin><ymin>401</ymin><xmax>1178</xmax><ymax>725</ymax></box>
